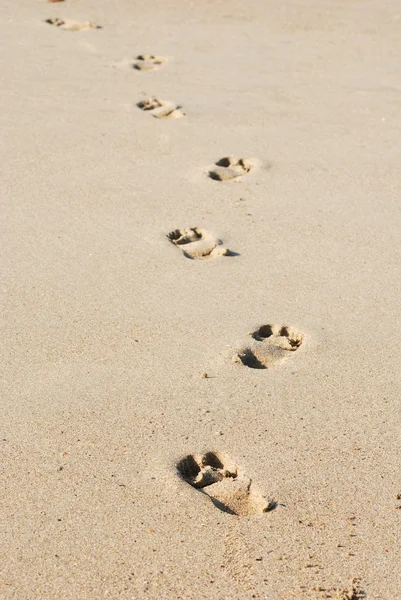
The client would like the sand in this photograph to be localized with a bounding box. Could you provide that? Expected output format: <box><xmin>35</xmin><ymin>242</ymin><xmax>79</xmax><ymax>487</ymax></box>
<box><xmin>1</xmin><ymin>0</ymin><xmax>400</xmax><ymax>598</ymax></box>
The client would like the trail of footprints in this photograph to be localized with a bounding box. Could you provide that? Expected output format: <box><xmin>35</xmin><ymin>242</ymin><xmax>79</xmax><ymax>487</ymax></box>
<box><xmin>37</xmin><ymin>13</ymin><xmax>369</xmax><ymax>598</ymax></box>
<box><xmin>42</xmin><ymin>10</ymin><xmax>308</xmax><ymax>527</ymax></box>
<box><xmin>38</xmin><ymin>12</ymin><xmax>366</xmax><ymax>599</ymax></box>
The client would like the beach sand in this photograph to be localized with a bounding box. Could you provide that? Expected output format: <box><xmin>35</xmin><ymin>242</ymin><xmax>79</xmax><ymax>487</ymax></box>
<box><xmin>1</xmin><ymin>0</ymin><xmax>400</xmax><ymax>598</ymax></box>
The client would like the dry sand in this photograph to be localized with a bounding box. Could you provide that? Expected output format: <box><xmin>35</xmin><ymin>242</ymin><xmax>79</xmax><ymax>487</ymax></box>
<box><xmin>1</xmin><ymin>0</ymin><xmax>401</xmax><ymax>598</ymax></box>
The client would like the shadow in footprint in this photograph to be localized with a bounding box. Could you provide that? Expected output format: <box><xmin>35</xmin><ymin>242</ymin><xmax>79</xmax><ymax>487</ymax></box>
<box><xmin>177</xmin><ymin>451</ymin><xmax>275</xmax><ymax>516</ymax></box>
<box><xmin>236</xmin><ymin>348</ymin><xmax>267</xmax><ymax>370</ymax></box>
<box><xmin>167</xmin><ymin>227</ymin><xmax>236</xmax><ymax>260</ymax></box>
<box><xmin>234</xmin><ymin>323</ymin><xmax>304</xmax><ymax>369</ymax></box>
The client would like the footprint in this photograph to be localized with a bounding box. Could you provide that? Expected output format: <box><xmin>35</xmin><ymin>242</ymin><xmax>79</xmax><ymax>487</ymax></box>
<box><xmin>208</xmin><ymin>156</ymin><xmax>253</xmax><ymax>181</ymax></box>
<box><xmin>137</xmin><ymin>97</ymin><xmax>185</xmax><ymax>119</ymax></box>
<box><xmin>177</xmin><ymin>452</ymin><xmax>275</xmax><ymax>516</ymax></box>
<box><xmin>234</xmin><ymin>324</ymin><xmax>304</xmax><ymax>369</ymax></box>
<box><xmin>133</xmin><ymin>55</ymin><xmax>167</xmax><ymax>71</ymax></box>
<box><xmin>45</xmin><ymin>18</ymin><xmax>101</xmax><ymax>30</ymax></box>
<box><xmin>167</xmin><ymin>228</ymin><xmax>233</xmax><ymax>260</ymax></box>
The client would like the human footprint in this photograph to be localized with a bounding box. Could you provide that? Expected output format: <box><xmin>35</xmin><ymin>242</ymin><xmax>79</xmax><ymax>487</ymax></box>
<box><xmin>137</xmin><ymin>97</ymin><xmax>185</xmax><ymax>119</ymax></box>
<box><xmin>133</xmin><ymin>55</ymin><xmax>167</xmax><ymax>71</ymax></box>
<box><xmin>234</xmin><ymin>324</ymin><xmax>304</xmax><ymax>369</ymax></box>
<box><xmin>45</xmin><ymin>18</ymin><xmax>101</xmax><ymax>30</ymax></box>
<box><xmin>177</xmin><ymin>451</ymin><xmax>275</xmax><ymax>516</ymax></box>
<box><xmin>208</xmin><ymin>156</ymin><xmax>253</xmax><ymax>181</ymax></box>
<box><xmin>167</xmin><ymin>228</ymin><xmax>232</xmax><ymax>260</ymax></box>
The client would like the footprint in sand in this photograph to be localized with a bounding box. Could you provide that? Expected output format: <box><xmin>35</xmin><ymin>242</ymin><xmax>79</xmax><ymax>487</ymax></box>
<box><xmin>177</xmin><ymin>451</ymin><xmax>275</xmax><ymax>516</ymax></box>
<box><xmin>208</xmin><ymin>156</ymin><xmax>253</xmax><ymax>181</ymax></box>
<box><xmin>45</xmin><ymin>18</ymin><xmax>101</xmax><ymax>30</ymax></box>
<box><xmin>137</xmin><ymin>97</ymin><xmax>185</xmax><ymax>119</ymax></box>
<box><xmin>167</xmin><ymin>228</ymin><xmax>234</xmax><ymax>260</ymax></box>
<box><xmin>234</xmin><ymin>324</ymin><xmax>304</xmax><ymax>369</ymax></box>
<box><xmin>133</xmin><ymin>55</ymin><xmax>167</xmax><ymax>71</ymax></box>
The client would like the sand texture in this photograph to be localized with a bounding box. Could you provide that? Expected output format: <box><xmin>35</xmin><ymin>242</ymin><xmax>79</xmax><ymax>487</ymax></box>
<box><xmin>1</xmin><ymin>0</ymin><xmax>401</xmax><ymax>598</ymax></box>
